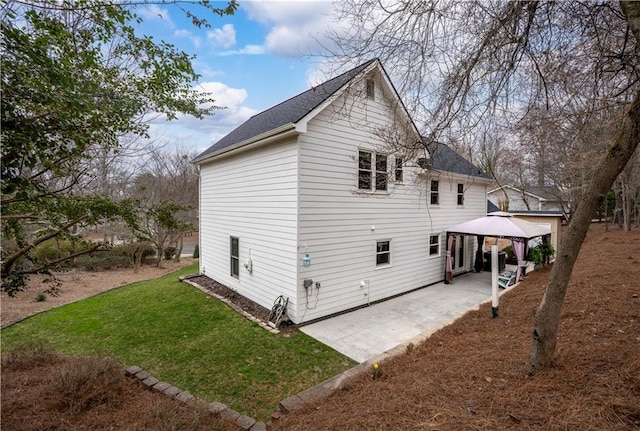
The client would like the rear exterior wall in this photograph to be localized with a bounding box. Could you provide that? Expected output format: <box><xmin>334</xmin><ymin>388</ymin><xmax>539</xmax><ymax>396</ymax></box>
<box><xmin>294</xmin><ymin>88</ymin><xmax>488</xmax><ymax>323</ymax></box>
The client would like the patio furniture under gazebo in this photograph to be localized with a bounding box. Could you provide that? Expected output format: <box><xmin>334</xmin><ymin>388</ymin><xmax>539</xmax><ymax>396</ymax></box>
<box><xmin>445</xmin><ymin>211</ymin><xmax>551</xmax><ymax>316</ymax></box>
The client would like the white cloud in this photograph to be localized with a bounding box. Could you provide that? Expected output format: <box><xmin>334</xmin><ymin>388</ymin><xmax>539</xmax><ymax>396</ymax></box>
<box><xmin>145</xmin><ymin>81</ymin><xmax>259</xmax><ymax>152</ymax></box>
<box><xmin>207</xmin><ymin>24</ymin><xmax>236</xmax><ymax>48</ymax></box>
<box><xmin>241</xmin><ymin>1</ymin><xmax>340</xmax><ymax>58</ymax></box>
<box><xmin>138</xmin><ymin>4</ymin><xmax>175</xmax><ymax>29</ymax></box>
<box><xmin>243</xmin><ymin>1</ymin><xmax>332</xmax><ymax>26</ymax></box>
<box><xmin>174</xmin><ymin>29</ymin><xmax>201</xmax><ymax>49</ymax></box>
<box><xmin>218</xmin><ymin>44</ymin><xmax>266</xmax><ymax>56</ymax></box>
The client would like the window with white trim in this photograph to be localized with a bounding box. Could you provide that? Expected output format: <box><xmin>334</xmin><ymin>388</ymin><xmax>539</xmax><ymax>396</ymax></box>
<box><xmin>376</xmin><ymin>240</ymin><xmax>390</xmax><ymax>266</ymax></box>
<box><xmin>429</xmin><ymin>234</ymin><xmax>440</xmax><ymax>256</ymax></box>
<box><xmin>457</xmin><ymin>183</ymin><xmax>464</xmax><ymax>205</ymax></box>
<box><xmin>366</xmin><ymin>79</ymin><xmax>375</xmax><ymax>99</ymax></box>
<box><xmin>230</xmin><ymin>236</ymin><xmax>239</xmax><ymax>279</ymax></box>
<box><xmin>430</xmin><ymin>180</ymin><xmax>439</xmax><ymax>205</ymax></box>
<box><xmin>395</xmin><ymin>158</ymin><xmax>403</xmax><ymax>182</ymax></box>
<box><xmin>358</xmin><ymin>150</ymin><xmax>388</xmax><ymax>191</ymax></box>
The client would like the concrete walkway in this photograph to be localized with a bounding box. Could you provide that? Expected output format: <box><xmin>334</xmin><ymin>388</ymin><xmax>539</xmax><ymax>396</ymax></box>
<box><xmin>300</xmin><ymin>271</ymin><xmax>497</xmax><ymax>363</ymax></box>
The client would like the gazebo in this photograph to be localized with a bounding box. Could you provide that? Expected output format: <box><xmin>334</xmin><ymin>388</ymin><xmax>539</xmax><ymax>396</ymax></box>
<box><xmin>445</xmin><ymin>212</ymin><xmax>551</xmax><ymax>315</ymax></box>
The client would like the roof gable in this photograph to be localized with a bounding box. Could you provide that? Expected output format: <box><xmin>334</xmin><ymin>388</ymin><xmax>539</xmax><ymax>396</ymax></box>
<box><xmin>194</xmin><ymin>59</ymin><xmax>378</xmax><ymax>163</ymax></box>
<box><xmin>488</xmin><ymin>184</ymin><xmax>561</xmax><ymax>201</ymax></box>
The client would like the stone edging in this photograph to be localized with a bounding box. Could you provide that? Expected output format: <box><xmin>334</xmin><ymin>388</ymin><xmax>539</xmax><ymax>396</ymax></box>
<box><xmin>124</xmin><ymin>365</ymin><xmax>267</xmax><ymax>431</ymax></box>
<box><xmin>179</xmin><ymin>275</ymin><xmax>280</xmax><ymax>335</ymax></box>
<box><xmin>177</xmin><ymin>274</ymin><xmax>519</xmax><ymax>423</ymax></box>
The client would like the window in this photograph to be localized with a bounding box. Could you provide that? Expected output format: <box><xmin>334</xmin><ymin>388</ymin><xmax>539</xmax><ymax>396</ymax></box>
<box><xmin>457</xmin><ymin>183</ymin><xmax>464</xmax><ymax>205</ymax></box>
<box><xmin>430</xmin><ymin>180</ymin><xmax>439</xmax><ymax>205</ymax></box>
<box><xmin>395</xmin><ymin>158</ymin><xmax>403</xmax><ymax>182</ymax></box>
<box><xmin>358</xmin><ymin>150</ymin><xmax>372</xmax><ymax>190</ymax></box>
<box><xmin>457</xmin><ymin>236</ymin><xmax>465</xmax><ymax>268</ymax></box>
<box><xmin>375</xmin><ymin>154</ymin><xmax>387</xmax><ymax>191</ymax></box>
<box><xmin>429</xmin><ymin>234</ymin><xmax>440</xmax><ymax>256</ymax></box>
<box><xmin>358</xmin><ymin>150</ymin><xmax>388</xmax><ymax>192</ymax></box>
<box><xmin>230</xmin><ymin>236</ymin><xmax>239</xmax><ymax>279</ymax></box>
<box><xmin>366</xmin><ymin>79</ymin><xmax>375</xmax><ymax>99</ymax></box>
<box><xmin>376</xmin><ymin>240</ymin><xmax>390</xmax><ymax>266</ymax></box>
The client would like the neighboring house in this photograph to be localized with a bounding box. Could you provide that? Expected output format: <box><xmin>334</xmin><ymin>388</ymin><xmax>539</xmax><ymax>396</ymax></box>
<box><xmin>193</xmin><ymin>59</ymin><xmax>492</xmax><ymax>324</ymax></box>
<box><xmin>488</xmin><ymin>184</ymin><xmax>565</xmax><ymax>213</ymax></box>
<box><xmin>487</xmin><ymin>185</ymin><xmax>565</xmax><ymax>255</ymax></box>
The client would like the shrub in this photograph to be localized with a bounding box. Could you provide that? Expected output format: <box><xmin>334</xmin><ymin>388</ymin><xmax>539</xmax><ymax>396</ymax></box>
<box><xmin>1</xmin><ymin>341</ymin><xmax>57</xmax><ymax>371</ymax></box>
<box><xmin>163</xmin><ymin>246</ymin><xmax>177</xmax><ymax>260</ymax></box>
<box><xmin>192</xmin><ymin>244</ymin><xmax>199</xmax><ymax>258</ymax></box>
<box><xmin>33</xmin><ymin>238</ymin><xmax>94</xmax><ymax>263</ymax></box>
<box><xmin>74</xmin><ymin>246</ymin><xmax>132</xmax><ymax>271</ymax></box>
<box><xmin>35</xmin><ymin>292</ymin><xmax>47</xmax><ymax>302</ymax></box>
<box><xmin>50</xmin><ymin>356</ymin><xmax>124</xmax><ymax>414</ymax></box>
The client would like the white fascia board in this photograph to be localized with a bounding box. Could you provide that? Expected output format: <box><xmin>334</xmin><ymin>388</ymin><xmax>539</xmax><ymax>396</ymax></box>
<box><xmin>193</xmin><ymin>123</ymin><xmax>297</xmax><ymax>165</ymax></box>
<box><xmin>432</xmin><ymin>169</ymin><xmax>494</xmax><ymax>184</ymax></box>
<box><xmin>488</xmin><ymin>185</ymin><xmax>548</xmax><ymax>201</ymax></box>
<box><xmin>295</xmin><ymin>60</ymin><xmax>421</xmax><ymax>140</ymax></box>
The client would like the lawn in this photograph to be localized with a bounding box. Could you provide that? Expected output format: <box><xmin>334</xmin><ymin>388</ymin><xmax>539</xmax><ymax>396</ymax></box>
<box><xmin>1</xmin><ymin>264</ymin><xmax>355</xmax><ymax>421</ymax></box>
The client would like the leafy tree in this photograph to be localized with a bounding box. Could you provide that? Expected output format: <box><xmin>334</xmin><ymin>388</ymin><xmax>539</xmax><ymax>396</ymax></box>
<box><xmin>326</xmin><ymin>0</ymin><xmax>640</xmax><ymax>372</ymax></box>
<box><xmin>1</xmin><ymin>0</ymin><xmax>237</xmax><ymax>295</ymax></box>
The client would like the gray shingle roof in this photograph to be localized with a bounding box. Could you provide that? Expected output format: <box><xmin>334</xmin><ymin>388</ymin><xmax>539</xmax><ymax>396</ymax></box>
<box><xmin>194</xmin><ymin>59</ymin><xmax>377</xmax><ymax>163</ymax></box>
<box><xmin>428</xmin><ymin>142</ymin><xmax>490</xmax><ymax>179</ymax></box>
<box><xmin>487</xmin><ymin>200</ymin><xmax>501</xmax><ymax>213</ymax></box>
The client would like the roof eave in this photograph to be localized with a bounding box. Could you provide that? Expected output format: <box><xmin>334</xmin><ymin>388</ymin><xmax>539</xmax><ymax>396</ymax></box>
<box><xmin>430</xmin><ymin>168</ymin><xmax>493</xmax><ymax>183</ymax></box>
<box><xmin>193</xmin><ymin>123</ymin><xmax>298</xmax><ymax>165</ymax></box>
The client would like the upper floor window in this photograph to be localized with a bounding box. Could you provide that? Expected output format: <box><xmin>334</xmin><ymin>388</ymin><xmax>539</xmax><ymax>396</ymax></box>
<box><xmin>457</xmin><ymin>183</ymin><xmax>464</xmax><ymax>205</ymax></box>
<box><xmin>358</xmin><ymin>150</ymin><xmax>387</xmax><ymax>192</ymax></box>
<box><xmin>430</xmin><ymin>180</ymin><xmax>439</xmax><ymax>205</ymax></box>
<box><xmin>395</xmin><ymin>158</ymin><xmax>403</xmax><ymax>182</ymax></box>
<box><xmin>366</xmin><ymin>79</ymin><xmax>375</xmax><ymax>100</ymax></box>
<box><xmin>376</xmin><ymin>240</ymin><xmax>390</xmax><ymax>266</ymax></box>
<box><xmin>230</xmin><ymin>236</ymin><xmax>239</xmax><ymax>279</ymax></box>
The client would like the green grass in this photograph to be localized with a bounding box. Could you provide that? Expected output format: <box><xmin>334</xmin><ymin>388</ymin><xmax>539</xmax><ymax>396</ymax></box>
<box><xmin>1</xmin><ymin>264</ymin><xmax>355</xmax><ymax>420</ymax></box>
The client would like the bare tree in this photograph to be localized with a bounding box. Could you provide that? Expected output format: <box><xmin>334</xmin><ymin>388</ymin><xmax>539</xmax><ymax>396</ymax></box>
<box><xmin>324</xmin><ymin>0</ymin><xmax>640</xmax><ymax>372</ymax></box>
<box><xmin>126</xmin><ymin>146</ymin><xmax>198</xmax><ymax>266</ymax></box>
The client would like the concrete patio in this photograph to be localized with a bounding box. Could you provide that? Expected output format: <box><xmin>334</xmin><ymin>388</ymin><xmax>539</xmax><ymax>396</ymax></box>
<box><xmin>300</xmin><ymin>270</ymin><xmax>511</xmax><ymax>363</ymax></box>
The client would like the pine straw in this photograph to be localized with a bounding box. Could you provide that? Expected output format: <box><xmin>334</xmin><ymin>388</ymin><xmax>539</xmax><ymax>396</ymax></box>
<box><xmin>275</xmin><ymin>225</ymin><xmax>640</xmax><ymax>430</ymax></box>
<box><xmin>1</xmin><ymin>350</ymin><xmax>236</xmax><ymax>431</ymax></box>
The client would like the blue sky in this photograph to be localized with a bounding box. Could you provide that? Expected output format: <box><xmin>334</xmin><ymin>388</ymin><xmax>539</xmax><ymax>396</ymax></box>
<box><xmin>136</xmin><ymin>1</ymin><xmax>343</xmax><ymax>154</ymax></box>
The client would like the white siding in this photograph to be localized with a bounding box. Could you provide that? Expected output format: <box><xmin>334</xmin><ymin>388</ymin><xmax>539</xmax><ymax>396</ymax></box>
<box><xmin>198</xmin><ymin>138</ymin><xmax>299</xmax><ymax>314</ymax></box>
<box><xmin>294</xmin><ymin>86</ymin><xmax>489</xmax><ymax>323</ymax></box>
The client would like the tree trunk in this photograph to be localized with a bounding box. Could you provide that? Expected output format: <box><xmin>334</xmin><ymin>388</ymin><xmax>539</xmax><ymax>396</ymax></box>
<box><xmin>529</xmin><ymin>79</ymin><xmax>640</xmax><ymax>373</ymax></box>
<box><xmin>174</xmin><ymin>234</ymin><xmax>184</xmax><ymax>263</ymax></box>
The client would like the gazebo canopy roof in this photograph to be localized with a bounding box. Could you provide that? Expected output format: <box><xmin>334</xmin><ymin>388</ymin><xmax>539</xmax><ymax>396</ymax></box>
<box><xmin>447</xmin><ymin>212</ymin><xmax>551</xmax><ymax>240</ymax></box>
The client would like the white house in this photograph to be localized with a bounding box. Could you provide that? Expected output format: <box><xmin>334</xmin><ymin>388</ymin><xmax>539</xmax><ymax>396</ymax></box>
<box><xmin>487</xmin><ymin>185</ymin><xmax>565</xmax><ymax>253</ymax></box>
<box><xmin>488</xmin><ymin>184</ymin><xmax>565</xmax><ymax>213</ymax></box>
<box><xmin>193</xmin><ymin>59</ymin><xmax>493</xmax><ymax>324</ymax></box>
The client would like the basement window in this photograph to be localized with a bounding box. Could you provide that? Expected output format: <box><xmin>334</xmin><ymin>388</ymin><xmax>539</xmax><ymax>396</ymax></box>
<box><xmin>230</xmin><ymin>236</ymin><xmax>239</xmax><ymax>279</ymax></box>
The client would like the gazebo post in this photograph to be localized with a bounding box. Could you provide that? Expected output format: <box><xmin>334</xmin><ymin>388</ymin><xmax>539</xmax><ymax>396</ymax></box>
<box><xmin>491</xmin><ymin>243</ymin><xmax>499</xmax><ymax>317</ymax></box>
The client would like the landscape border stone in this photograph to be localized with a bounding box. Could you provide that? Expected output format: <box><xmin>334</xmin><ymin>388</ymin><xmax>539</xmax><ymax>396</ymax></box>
<box><xmin>124</xmin><ymin>365</ymin><xmax>267</xmax><ymax>431</ymax></box>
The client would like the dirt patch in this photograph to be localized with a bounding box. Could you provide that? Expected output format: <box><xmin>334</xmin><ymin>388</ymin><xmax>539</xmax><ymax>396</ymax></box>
<box><xmin>1</xmin><ymin>258</ymin><xmax>197</xmax><ymax>327</ymax></box>
<box><xmin>274</xmin><ymin>224</ymin><xmax>640</xmax><ymax>430</ymax></box>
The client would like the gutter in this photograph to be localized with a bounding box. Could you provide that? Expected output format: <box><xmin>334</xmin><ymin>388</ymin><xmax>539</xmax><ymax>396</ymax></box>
<box><xmin>193</xmin><ymin>123</ymin><xmax>298</xmax><ymax>165</ymax></box>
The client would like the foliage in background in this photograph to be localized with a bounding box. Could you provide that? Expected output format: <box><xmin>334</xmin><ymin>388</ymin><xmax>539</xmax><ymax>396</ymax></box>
<box><xmin>0</xmin><ymin>1</ymin><xmax>236</xmax><ymax>295</ymax></box>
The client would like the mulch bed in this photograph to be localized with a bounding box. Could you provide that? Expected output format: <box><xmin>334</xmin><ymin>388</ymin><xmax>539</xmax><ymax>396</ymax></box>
<box><xmin>187</xmin><ymin>275</ymin><xmax>271</xmax><ymax>322</ymax></box>
<box><xmin>273</xmin><ymin>224</ymin><xmax>640</xmax><ymax>430</ymax></box>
